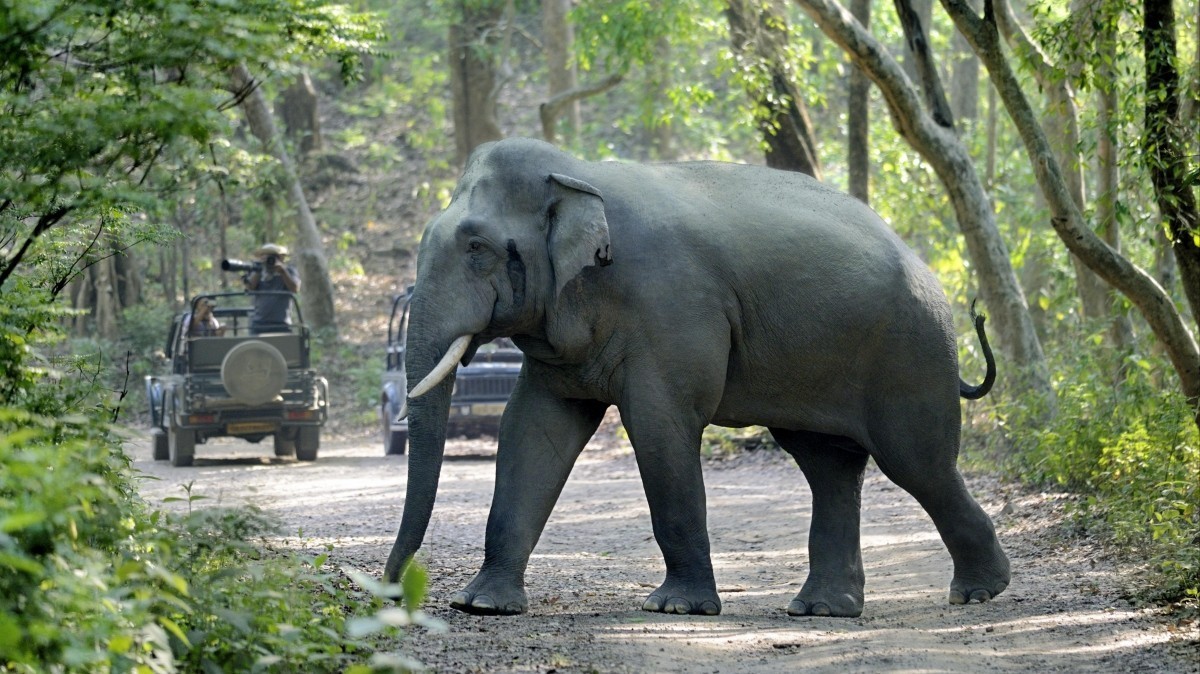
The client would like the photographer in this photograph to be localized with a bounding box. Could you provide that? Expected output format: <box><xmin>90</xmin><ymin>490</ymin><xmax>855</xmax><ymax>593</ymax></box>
<box><xmin>241</xmin><ymin>243</ymin><xmax>301</xmax><ymax>334</ymax></box>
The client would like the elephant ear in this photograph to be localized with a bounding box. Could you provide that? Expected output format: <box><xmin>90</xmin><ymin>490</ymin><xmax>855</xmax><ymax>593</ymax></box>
<box><xmin>547</xmin><ymin>173</ymin><xmax>613</xmax><ymax>297</ymax></box>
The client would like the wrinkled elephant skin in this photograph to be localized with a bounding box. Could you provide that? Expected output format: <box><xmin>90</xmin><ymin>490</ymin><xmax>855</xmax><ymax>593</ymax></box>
<box><xmin>385</xmin><ymin>138</ymin><xmax>1009</xmax><ymax>618</ymax></box>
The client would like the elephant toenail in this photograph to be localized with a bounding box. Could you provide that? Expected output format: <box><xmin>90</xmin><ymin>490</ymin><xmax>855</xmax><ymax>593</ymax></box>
<box><xmin>811</xmin><ymin>602</ymin><xmax>832</xmax><ymax>616</ymax></box>
<box><xmin>948</xmin><ymin>590</ymin><xmax>967</xmax><ymax>605</ymax></box>
<box><xmin>969</xmin><ymin>589</ymin><xmax>992</xmax><ymax>603</ymax></box>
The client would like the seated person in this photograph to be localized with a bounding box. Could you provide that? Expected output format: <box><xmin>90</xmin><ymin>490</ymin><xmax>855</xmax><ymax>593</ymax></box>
<box><xmin>241</xmin><ymin>243</ymin><xmax>301</xmax><ymax>335</ymax></box>
<box><xmin>182</xmin><ymin>297</ymin><xmax>224</xmax><ymax>338</ymax></box>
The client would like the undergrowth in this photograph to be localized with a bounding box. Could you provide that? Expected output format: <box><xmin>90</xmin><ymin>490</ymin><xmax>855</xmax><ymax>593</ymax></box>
<box><xmin>1002</xmin><ymin>345</ymin><xmax>1200</xmax><ymax>605</ymax></box>
<box><xmin>0</xmin><ymin>288</ymin><xmax>439</xmax><ymax>673</ymax></box>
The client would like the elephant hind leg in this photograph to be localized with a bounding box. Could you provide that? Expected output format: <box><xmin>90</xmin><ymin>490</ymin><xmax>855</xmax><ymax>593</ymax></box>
<box><xmin>866</xmin><ymin>414</ymin><xmax>1010</xmax><ymax>605</ymax></box>
<box><xmin>771</xmin><ymin>428</ymin><xmax>869</xmax><ymax>618</ymax></box>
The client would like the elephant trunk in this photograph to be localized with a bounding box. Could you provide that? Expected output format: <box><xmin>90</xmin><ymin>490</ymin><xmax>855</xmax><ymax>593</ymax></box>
<box><xmin>383</xmin><ymin>323</ymin><xmax>463</xmax><ymax>586</ymax></box>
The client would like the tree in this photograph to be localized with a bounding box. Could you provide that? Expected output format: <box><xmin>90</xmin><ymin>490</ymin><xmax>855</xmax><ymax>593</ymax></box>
<box><xmin>941</xmin><ymin>0</ymin><xmax>1200</xmax><ymax>425</ymax></box>
<box><xmin>793</xmin><ymin>0</ymin><xmax>1053</xmax><ymax>405</ymax></box>
<box><xmin>542</xmin><ymin>0</ymin><xmax>581</xmax><ymax>142</ymax></box>
<box><xmin>230</xmin><ymin>65</ymin><xmax>338</xmax><ymax>335</ymax></box>
<box><xmin>726</xmin><ymin>0</ymin><xmax>823</xmax><ymax>177</ymax></box>
<box><xmin>847</xmin><ymin>0</ymin><xmax>871</xmax><ymax>202</ymax></box>
<box><xmin>993</xmin><ymin>0</ymin><xmax>1128</xmax><ymax>347</ymax></box>
<box><xmin>448</xmin><ymin>0</ymin><xmax>508</xmax><ymax>164</ymax></box>
<box><xmin>0</xmin><ymin>0</ymin><xmax>377</xmax><ymax>317</ymax></box>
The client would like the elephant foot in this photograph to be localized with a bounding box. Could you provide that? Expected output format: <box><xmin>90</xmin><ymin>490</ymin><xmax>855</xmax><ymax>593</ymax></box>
<box><xmin>450</xmin><ymin>575</ymin><xmax>528</xmax><ymax>616</ymax></box>
<box><xmin>786</xmin><ymin>580</ymin><xmax>864</xmax><ymax>617</ymax></box>
<box><xmin>948</xmin><ymin>547</ymin><xmax>1011</xmax><ymax>605</ymax></box>
<box><xmin>948</xmin><ymin>575</ymin><xmax>1009</xmax><ymax>605</ymax></box>
<box><xmin>641</xmin><ymin>580</ymin><xmax>721</xmax><ymax>616</ymax></box>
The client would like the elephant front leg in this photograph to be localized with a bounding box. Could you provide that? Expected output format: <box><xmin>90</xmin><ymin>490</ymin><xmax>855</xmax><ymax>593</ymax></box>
<box><xmin>622</xmin><ymin>401</ymin><xmax>721</xmax><ymax>616</ymax></box>
<box><xmin>450</xmin><ymin>379</ymin><xmax>605</xmax><ymax>616</ymax></box>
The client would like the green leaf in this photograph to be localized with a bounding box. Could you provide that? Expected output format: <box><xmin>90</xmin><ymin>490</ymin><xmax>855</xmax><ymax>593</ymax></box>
<box><xmin>0</xmin><ymin>511</ymin><xmax>46</xmax><ymax>533</ymax></box>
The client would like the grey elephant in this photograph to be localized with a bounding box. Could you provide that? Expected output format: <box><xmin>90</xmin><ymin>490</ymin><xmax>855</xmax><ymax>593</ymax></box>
<box><xmin>384</xmin><ymin>137</ymin><xmax>1009</xmax><ymax>618</ymax></box>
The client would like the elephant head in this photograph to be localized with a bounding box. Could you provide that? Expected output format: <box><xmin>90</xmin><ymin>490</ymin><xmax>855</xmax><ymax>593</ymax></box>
<box><xmin>384</xmin><ymin>140</ymin><xmax>613</xmax><ymax>583</ymax></box>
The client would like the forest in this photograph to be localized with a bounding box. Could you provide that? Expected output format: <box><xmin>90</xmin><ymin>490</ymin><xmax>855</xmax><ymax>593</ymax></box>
<box><xmin>1</xmin><ymin>0</ymin><xmax>1198</xmax><ymax>671</ymax></box>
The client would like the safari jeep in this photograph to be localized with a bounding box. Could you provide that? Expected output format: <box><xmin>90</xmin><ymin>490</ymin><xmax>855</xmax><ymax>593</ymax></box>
<box><xmin>380</xmin><ymin>287</ymin><xmax>523</xmax><ymax>455</ymax></box>
<box><xmin>146</xmin><ymin>292</ymin><xmax>329</xmax><ymax>466</ymax></box>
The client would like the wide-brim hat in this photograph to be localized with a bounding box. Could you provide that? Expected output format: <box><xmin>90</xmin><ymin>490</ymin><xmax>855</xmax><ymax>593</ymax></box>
<box><xmin>254</xmin><ymin>243</ymin><xmax>289</xmax><ymax>257</ymax></box>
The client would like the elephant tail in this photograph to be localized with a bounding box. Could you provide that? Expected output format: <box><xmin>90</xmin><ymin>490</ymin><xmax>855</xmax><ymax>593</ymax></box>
<box><xmin>959</xmin><ymin>300</ymin><xmax>996</xmax><ymax>400</ymax></box>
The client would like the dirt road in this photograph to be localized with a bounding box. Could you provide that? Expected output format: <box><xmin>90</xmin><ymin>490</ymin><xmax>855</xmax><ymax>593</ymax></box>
<box><xmin>130</xmin><ymin>423</ymin><xmax>1198</xmax><ymax>673</ymax></box>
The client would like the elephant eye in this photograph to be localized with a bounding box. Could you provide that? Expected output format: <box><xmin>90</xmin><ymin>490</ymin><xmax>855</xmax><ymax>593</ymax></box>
<box><xmin>468</xmin><ymin>240</ymin><xmax>483</xmax><ymax>252</ymax></box>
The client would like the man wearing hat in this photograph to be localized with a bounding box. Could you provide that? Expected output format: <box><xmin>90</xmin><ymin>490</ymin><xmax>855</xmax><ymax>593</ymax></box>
<box><xmin>242</xmin><ymin>243</ymin><xmax>301</xmax><ymax>334</ymax></box>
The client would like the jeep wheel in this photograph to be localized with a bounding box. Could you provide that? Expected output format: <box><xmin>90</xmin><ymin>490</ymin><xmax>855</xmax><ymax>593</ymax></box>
<box><xmin>273</xmin><ymin>430</ymin><xmax>296</xmax><ymax>458</ymax></box>
<box><xmin>221</xmin><ymin>340</ymin><xmax>288</xmax><ymax>406</ymax></box>
<box><xmin>381</xmin><ymin>404</ymin><xmax>408</xmax><ymax>456</ymax></box>
<box><xmin>296</xmin><ymin>427</ymin><xmax>319</xmax><ymax>461</ymax></box>
<box><xmin>151</xmin><ymin>428</ymin><xmax>169</xmax><ymax>461</ymax></box>
<box><xmin>168</xmin><ymin>421</ymin><xmax>195</xmax><ymax>467</ymax></box>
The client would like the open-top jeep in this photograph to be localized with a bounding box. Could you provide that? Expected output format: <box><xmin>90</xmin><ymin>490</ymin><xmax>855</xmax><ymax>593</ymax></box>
<box><xmin>380</xmin><ymin>287</ymin><xmax>523</xmax><ymax>455</ymax></box>
<box><xmin>146</xmin><ymin>292</ymin><xmax>328</xmax><ymax>466</ymax></box>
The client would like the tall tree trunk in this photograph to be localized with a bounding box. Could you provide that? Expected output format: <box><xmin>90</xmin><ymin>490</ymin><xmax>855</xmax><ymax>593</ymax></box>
<box><xmin>277</xmin><ymin>71</ymin><xmax>322</xmax><ymax>157</ymax></box>
<box><xmin>795</xmin><ymin>0</ymin><xmax>1053</xmax><ymax>408</ymax></box>
<box><xmin>542</xmin><ymin>0</ymin><xmax>580</xmax><ymax>144</ymax></box>
<box><xmin>847</xmin><ymin>0</ymin><xmax>871</xmax><ymax>202</ymax></box>
<box><xmin>450</xmin><ymin>0</ymin><xmax>506</xmax><ymax>165</ymax></box>
<box><xmin>1093</xmin><ymin>13</ymin><xmax>1134</xmax><ymax>350</ymax></box>
<box><xmin>941</xmin><ymin>0</ymin><xmax>1200</xmax><ymax>424</ymax></box>
<box><xmin>726</xmin><ymin>0</ymin><xmax>823</xmax><ymax>178</ymax></box>
<box><xmin>230</xmin><ymin>63</ymin><xmax>337</xmax><ymax>335</ymax></box>
<box><xmin>950</xmin><ymin>27</ymin><xmax>979</xmax><ymax>122</ymax></box>
<box><xmin>648</xmin><ymin>36</ymin><xmax>678</xmax><ymax>161</ymax></box>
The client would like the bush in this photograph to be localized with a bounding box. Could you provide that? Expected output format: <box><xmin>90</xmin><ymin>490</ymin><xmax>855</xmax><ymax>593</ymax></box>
<box><xmin>1004</xmin><ymin>346</ymin><xmax>1200</xmax><ymax>603</ymax></box>
<box><xmin>0</xmin><ymin>286</ymin><xmax>437</xmax><ymax>673</ymax></box>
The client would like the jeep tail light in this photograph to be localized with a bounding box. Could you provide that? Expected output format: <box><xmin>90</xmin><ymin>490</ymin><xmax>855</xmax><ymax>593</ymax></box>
<box><xmin>188</xmin><ymin>414</ymin><xmax>217</xmax><ymax>424</ymax></box>
<box><xmin>286</xmin><ymin>409</ymin><xmax>316</xmax><ymax>420</ymax></box>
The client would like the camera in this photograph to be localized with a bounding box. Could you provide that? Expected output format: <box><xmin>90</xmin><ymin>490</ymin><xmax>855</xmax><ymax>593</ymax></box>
<box><xmin>265</xmin><ymin>255</ymin><xmax>278</xmax><ymax>268</ymax></box>
<box><xmin>221</xmin><ymin>259</ymin><xmax>262</xmax><ymax>273</ymax></box>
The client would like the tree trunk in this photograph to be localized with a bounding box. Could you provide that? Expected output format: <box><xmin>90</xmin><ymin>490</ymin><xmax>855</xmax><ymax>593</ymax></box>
<box><xmin>1093</xmin><ymin>14</ymin><xmax>1134</xmax><ymax>350</ymax></box>
<box><xmin>648</xmin><ymin>36</ymin><xmax>678</xmax><ymax>161</ymax></box>
<box><xmin>940</xmin><ymin>0</ymin><xmax>1200</xmax><ymax>422</ymax></box>
<box><xmin>542</xmin><ymin>0</ymin><xmax>580</xmax><ymax>144</ymax></box>
<box><xmin>277</xmin><ymin>71</ymin><xmax>322</xmax><ymax>157</ymax></box>
<box><xmin>847</xmin><ymin>0</ymin><xmax>871</xmax><ymax>202</ymax></box>
<box><xmin>230</xmin><ymin>63</ymin><xmax>337</xmax><ymax>335</ymax></box>
<box><xmin>726</xmin><ymin>0</ymin><xmax>823</xmax><ymax>178</ymax></box>
<box><xmin>450</xmin><ymin>0</ymin><xmax>506</xmax><ymax>165</ymax></box>
<box><xmin>950</xmin><ymin>27</ymin><xmax>979</xmax><ymax>122</ymax></box>
<box><xmin>794</xmin><ymin>0</ymin><xmax>1053</xmax><ymax>408</ymax></box>
<box><xmin>1143</xmin><ymin>0</ymin><xmax>1200</xmax><ymax>331</ymax></box>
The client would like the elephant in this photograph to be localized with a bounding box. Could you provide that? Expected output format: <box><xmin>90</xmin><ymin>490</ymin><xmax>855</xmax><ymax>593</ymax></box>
<box><xmin>384</xmin><ymin>137</ymin><xmax>1009</xmax><ymax>618</ymax></box>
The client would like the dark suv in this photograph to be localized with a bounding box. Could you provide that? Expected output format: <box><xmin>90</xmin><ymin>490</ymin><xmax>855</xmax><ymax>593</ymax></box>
<box><xmin>145</xmin><ymin>292</ymin><xmax>329</xmax><ymax>466</ymax></box>
<box><xmin>380</xmin><ymin>288</ymin><xmax>523</xmax><ymax>455</ymax></box>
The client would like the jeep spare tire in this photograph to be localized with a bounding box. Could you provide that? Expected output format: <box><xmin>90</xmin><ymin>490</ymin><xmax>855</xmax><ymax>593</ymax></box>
<box><xmin>221</xmin><ymin>340</ymin><xmax>288</xmax><ymax>406</ymax></box>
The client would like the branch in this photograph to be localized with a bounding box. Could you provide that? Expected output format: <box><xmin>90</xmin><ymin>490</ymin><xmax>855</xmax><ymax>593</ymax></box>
<box><xmin>892</xmin><ymin>0</ymin><xmax>955</xmax><ymax>129</ymax></box>
<box><xmin>941</xmin><ymin>0</ymin><xmax>1200</xmax><ymax>402</ymax></box>
<box><xmin>0</xmin><ymin>205</ymin><xmax>72</xmax><ymax>289</ymax></box>
<box><xmin>539</xmin><ymin>73</ymin><xmax>625</xmax><ymax>142</ymax></box>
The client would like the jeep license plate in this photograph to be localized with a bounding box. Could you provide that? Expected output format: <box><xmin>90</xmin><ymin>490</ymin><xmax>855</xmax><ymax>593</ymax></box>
<box><xmin>227</xmin><ymin>421</ymin><xmax>276</xmax><ymax>435</ymax></box>
<box><xmin>469</xmin><ymin>402</ymin><xmax>506</xmax><ymax>416</ymax></box>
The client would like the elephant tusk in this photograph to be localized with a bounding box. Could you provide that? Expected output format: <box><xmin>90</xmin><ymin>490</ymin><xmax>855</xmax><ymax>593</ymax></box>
<box><xmin>396</xmin><ymin>398</ymin><xmax>408</xmax><ymax>421</ymax></box>
<box><xmin>409</xmin><ymin>334</ymin><xmax>472</xmax><ymax>399</ymax></box>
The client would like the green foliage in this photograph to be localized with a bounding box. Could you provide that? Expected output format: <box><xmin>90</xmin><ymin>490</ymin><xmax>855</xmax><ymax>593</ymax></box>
<box><xmin>0</xmin><ymin>279</ymin><xmax>432</xmax><ymax>672</ymax></box>
<box><xmin>1004</xmin><ymin>343</ymin><xmax>1200</xmax><ymax>602</ymax></box>
<box><xmin>0</xmin><ymin>0</ymin><xmax>380</xmax><ymax>290</ymax></box>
